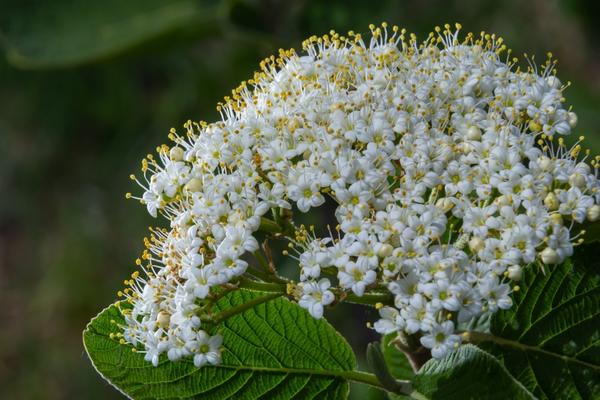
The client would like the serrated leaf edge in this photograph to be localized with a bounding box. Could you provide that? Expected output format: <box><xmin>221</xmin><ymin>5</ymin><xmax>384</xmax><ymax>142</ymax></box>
<box><xmin>83</xmin><ymin>302</ymin><xmax>134</xmax><ymax>400</ymax></box>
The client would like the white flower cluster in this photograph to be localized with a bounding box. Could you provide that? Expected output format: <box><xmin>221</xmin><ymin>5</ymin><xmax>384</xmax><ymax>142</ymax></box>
<box><xmin>120</xmin><ymin>23</ymin><xmax>600</xmax><ymax>364</ymax></box>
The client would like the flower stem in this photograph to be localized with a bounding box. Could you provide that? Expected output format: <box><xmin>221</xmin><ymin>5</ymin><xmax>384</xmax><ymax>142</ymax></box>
<box><xmin>342</xmin><ymin>369</ymin><xmax>382</xmax><ymax>387</ymax></box>
<box><xmin>341</xmin><ymin>370</ymin><xmax>423</xmax><ymax>399</ymax></box>
<box><xmin>343</xmin><ymin>291</ymin><xmax>394</xmax><ymax>307</ymax></box>
<box><xmin>253</xmin><ymin>250</ymin><xmax>272</xmax><ymax>273</ymax></box>
<box><xmin>238</xmin><ymin>277</ymin><xmax>287</xmax><ymax>293</ymax></box>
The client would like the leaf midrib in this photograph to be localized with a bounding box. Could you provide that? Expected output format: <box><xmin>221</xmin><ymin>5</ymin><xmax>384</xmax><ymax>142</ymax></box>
<box><xmin>92</xmin><ymin>353</ymin><xmax>380</xmax><ymax>387</ymax></box>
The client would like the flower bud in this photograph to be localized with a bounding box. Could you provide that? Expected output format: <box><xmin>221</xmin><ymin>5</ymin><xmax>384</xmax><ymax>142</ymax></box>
<box><xmin>435</xmin><ymin>197</ymin><xmax>454</xmax><ymax>212</ymax></box>
<box><xmin>568</xmin><ymin>173</ymin><xmax>586</xmax><ymax>188</ymax></box>
<box><xmin>540</xmin><ymin>247</ymin><xmax>559</xmax><ymax>264</ymax></box>
<box><xmin>157</xmin><ymin>311</ymin><xmax>171</xmax><ymax>328</ymax></box>
<box><xmin>546</xmin><ymin>76</ymin><xmax>561</xmax><ymax>89</ymax></box>
<box><xmin>537</xmin><ymin>156</ymin><xmax>552</xmax><ymax>171</ymax></box>
<box><xmin>547</xmin><ymin>213</ymin><xmax>562</xmax><ymax>226</ymax></box>
<box><xmin>575</xmin><ymin>162</ymin><xmax>591</xmax><ymax>175</ymax></box>
<box><xmin>529</xmin><ymin>121</ymin><xmax>542</xmax><ymax>133</ymax></box>
<box><xmin>169</xmin><ymin>146</ymin><xmax>185</xmax><ymax>161</ymax></box>
<box><xmin>458</xmin><ymin>142</ymin><xmax>472</xmax><ymax>153</ymax></box>
<box><xmin>568</xmin><ymin>112</ymin><xmax>578</xmax><ymax>128</ymax></box>
<box><xmin>184</xmin><ymin>178</ymin><xmax>202</xmax><ymax>192</ymax></box>
<box><xmin>468</xmin><ymin>237</ymin><xmax>484</xmax><ymax>253</ymax></box>
<box><xmin>507</xmin><ymin>265</ymin><xmax>522</xmax><ymax>281</ymax></box>
<box><xmin>544</xmin><ymin>192</ymin><xmax>558</xmax><ymax>210</ymax></box>
<box><xmin>466</xmin><ymin>126</ymin><xmax>482</xmax><ymax>141</ymax></box>
<box><xmin>494</xmin><ymin>194</ymin><xmax>512</xmax><ymax>207</ymax></box>
<box><xmin>587</xmin><ymin>204</ymin><xmax>600</xmax><ymax>222</ymax></box>
<box><xmin>376</xmin><ymin>243</ymin><xmax>394</xmax><ymax>258</ymax></box>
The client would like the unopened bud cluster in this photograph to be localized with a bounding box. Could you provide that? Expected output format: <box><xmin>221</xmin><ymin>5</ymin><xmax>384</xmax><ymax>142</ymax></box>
<box><xmin>121</xmin><ymin>23</ymin><xmax>600</xmax><ymax>364</ymax></box>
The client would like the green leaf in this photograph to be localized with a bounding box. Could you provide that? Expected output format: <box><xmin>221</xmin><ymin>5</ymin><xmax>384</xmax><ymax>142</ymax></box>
<box><xmin>367</xmin><ymin>342</ymin><xmax>406</xmax><ymax>394</ymax></box>
<box><xmin>83</xmin><ymin>289</ymin><xmax>359</xmax><ymax>399</ymax></box>
<box><xmin>414</xmin><ymin>344</ymin><xmax>536</xmax><ymax>400</ymax></box>
<box><xmin>380</xmin><ymin>335</ymin><xmax>414</xmax><ymax>400</ymax></box>
<box><xmin>381</xmin><ymin>334</ymin><xmax>414</xmax><ymax>381</ymax></box>
<box><xmin>0</xmin><ymin>0</ymin><xmax>221</xmax><ymax>69</ymax></box>
<box><xmin>470</xmin><ymin>242</ymin><xmax>600</xmax><ymax>399</ymax></box>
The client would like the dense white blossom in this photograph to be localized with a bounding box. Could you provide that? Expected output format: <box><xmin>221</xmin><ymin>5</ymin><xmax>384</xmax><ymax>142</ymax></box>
<box><xmin>118</xmin><ymin>23</ymin><xmax>600</xmax><ymax>365</ymax></box>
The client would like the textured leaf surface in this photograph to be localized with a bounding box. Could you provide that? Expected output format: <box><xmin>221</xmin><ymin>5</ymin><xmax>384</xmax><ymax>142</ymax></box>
<box><xmin>83</xmin><ymin>290</ymin><xmax>356</xmax><ymax>399</ymax></box>
<box><xmin>380</xmin><ymin>335</ymin><xmax>413</xmax><ymax>400</ymax></box>
<box><xmin>477</xmin><ymin>242</ymin><xmax>600</xmax><ymax>399</ymax></box>
<box><xmin>0</xmin><ymin>0</ymin><xmax>219</xmax><ymax>69</ymax></box>
<box><xmin>381</xmin><ymin>334</ymin><xmax>414</xmax><ymax>381</ymax></box>
<box><xmin>414</xmin><ymin>344</ymin><xmax>535</xmax><ymax>400</ymax></box>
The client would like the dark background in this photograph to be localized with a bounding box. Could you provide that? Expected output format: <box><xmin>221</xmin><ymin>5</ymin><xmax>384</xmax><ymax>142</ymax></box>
<box><xmin>1</xmin><ymin>0</ymin><xmax>599</xmax><ymax>398</ymax></box>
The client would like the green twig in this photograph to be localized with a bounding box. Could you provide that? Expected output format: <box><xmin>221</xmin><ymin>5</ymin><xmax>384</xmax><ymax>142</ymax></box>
<box><xmin>238</xmin><ymin>277</ymin><xmax>287</xmax><ymax>293</ymax></box>
<box><xmin>261</xmin><ymin>239</ymin><xmax>277</xmax><ymax>274</ymax></box>
<box><xmin>272</xmin><ymin>207</ymin><xmax>283</xmax><ymax>227</ymax></box>
<box><xmin>253</xmin><ymin>251</ymin><xmax>274</xmax><ymax>275</ymax></box>
<box><xmin>250</xmin><ymin>249</ymin><xmax>287</xmax><ymax>283</ymax></box>
<box><xmin>343</xmin><ymin>369</ymin><xmax>390</xmax><ymax>389</ymax></box>
<box><xmin>342</xmin><ymin>291</ymin><xmax>394</xmax><ymax>307</ymax></box>
<box><xmin>342</xmin><ymin>370</ymin><xmax>424</xmax><ymax>399</ymax></box>
<box><xmin>244</xmin><ymin>267</ymin><xmax>272</xmax><ymax>282</ymax></box>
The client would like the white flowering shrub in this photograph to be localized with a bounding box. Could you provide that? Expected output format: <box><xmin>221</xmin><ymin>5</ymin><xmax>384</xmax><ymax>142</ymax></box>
<box><xmin>84</xmin><ymin>24</ymin><xmax>600</xmax><ymax>399</ymax></box>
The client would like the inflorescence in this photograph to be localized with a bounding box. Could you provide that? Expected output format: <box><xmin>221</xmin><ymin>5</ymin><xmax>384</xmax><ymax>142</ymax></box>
<box><xmin>118</xmin><ymin>23</ymin><xmax>600</xmax><ymax>366</ymax></box>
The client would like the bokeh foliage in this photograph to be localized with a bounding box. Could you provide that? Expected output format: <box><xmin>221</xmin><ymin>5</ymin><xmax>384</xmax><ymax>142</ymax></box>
<box><xmin>1</xmin><ymin>0</ymin><xmax>599</xmax><ymax>399</ymax></box>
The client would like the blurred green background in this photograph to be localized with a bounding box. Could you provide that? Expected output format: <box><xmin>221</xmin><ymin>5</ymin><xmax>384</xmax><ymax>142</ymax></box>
<box><xmin>1</xmin><ymin>0</ymin><xmax>599</xmax><ymax>398</ymax></box>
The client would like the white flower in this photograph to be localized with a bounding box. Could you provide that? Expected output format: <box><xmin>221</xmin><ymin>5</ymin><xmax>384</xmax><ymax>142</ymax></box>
<box><xmin>338</xmin><ymin>261</ymin><xmax>377</xmax><ymax>297</ymax></box>
<box><xmin>142</xmin><ymin>190</ymin><xmax>161</xmax><ymax>217</ymax></box>
<box><xmin>546</xmin><ymin>224</ymin><xmax>574</xmax><ymax>262</ymax></box>
<box><xmin>401</xmin><ymin>294</ymin><xmax>430</xmax><ymax>334</ymax></box>
<box><xmin>287</xmin><ymin>172</ymin><xmax>325</xmax><ymax>212</ymax></box>
<box><xmin>299</xmin><ymin>251</ymin><xmax>323</xmax><ymax>280</ymax></box>
<box><xmin>557</xmin><ymin>188</ymin><xmax>594</xmax><ymax>223</ymax></box>
<box><xmin>298</xmin><ymin>278</ymin><xmax>335</xmax><ymax>319</ymax></box>
<box><xmin>478</xmin><ymin>276</ymin><xmax>513</xmax><ymax>312</ymax></box>
<box><xmin>420</xmin><ymin>321</ymin><xmax>462</xmax><ymax>359</ymax></box>
<box><xmin>374</xmin><ymin>306</ymin><xmax>405</xmax><ymax>334</ymax></box>
<box><xmin>258</xmin><ymin>182</ymin><xmax>291</xmax><ymax>209</ymax></box>
<box><xmin>421</xmin><ymin>279</ymin><xmax>461</xmax><ymax>312</ymax></box>
<box><xmin>455</xmin><ymin>282</ymin><xmax>482</xmax><ymax>323</ymax></box>
<box><xmin>184</xmin><ymin>265</ymin><xmax>220</xmax><ymax>299</ymax></box>
<box><xmin>213</xmin><ymin>246</ymin><xmax>249</xmax><ymax>279</ymax></box>
<box><xmin>192</xmin><ymin>332</ymin><xmax>223</xmax><ymax>367</ymax></box>
<box><xmin>462</xmin><ymin>205</ymin><xmax>498</xmax><ymax>237</ymax></box>
<box><xmin>345</xmin><ymin>231</ymin><xmax>379</xmax><ymax>269</ymax></box>
<box><xmin>221</xmin><ymin>225</ymin><xmax>259</xmax><ymax>255</ymax></box>
<box><xmin>334</xmin><ymin>182</ymin><xmax>373</xmax><ymax>209</ymax></box>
